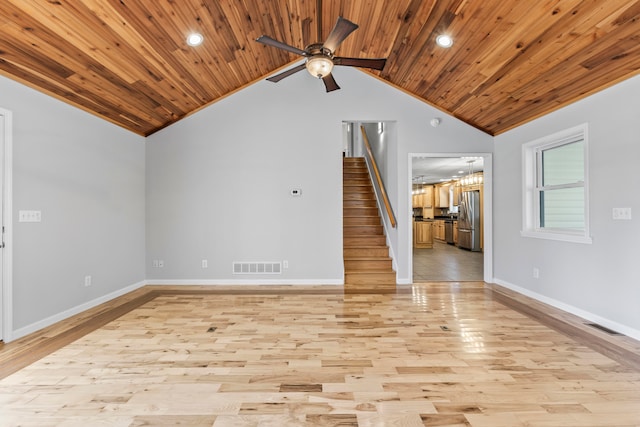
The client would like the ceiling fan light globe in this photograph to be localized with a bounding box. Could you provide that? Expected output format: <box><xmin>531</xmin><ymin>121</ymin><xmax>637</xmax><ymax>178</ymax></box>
<box><xmin>306</xmin><ymin>56</ymin><xmax>334</xmax><ymax>78</ymax></box>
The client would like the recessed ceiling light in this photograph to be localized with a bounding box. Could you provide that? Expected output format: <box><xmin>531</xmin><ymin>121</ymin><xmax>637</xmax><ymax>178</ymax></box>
<box><xmin>436</xmin><ymin>34</ymin><xmax>453</xmax><ymax>48</ymax></box>
<box><xmin>187</xmin><ymin>33</ymin><xmax>204</xmax><ymax>46</ymax></box>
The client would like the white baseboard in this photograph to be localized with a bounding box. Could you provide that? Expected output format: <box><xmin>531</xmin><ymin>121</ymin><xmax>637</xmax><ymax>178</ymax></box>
<box><xmin>10</xmin><ymin>280</ymin><xmax>146</xmax><ymax>342</ymax></box>
<box><xmin>146</xmin><ymin>279</ymin><xmax>344</xmax><ymax>286</ymax></box>
<box><xmin>493</xmin><ymin>278</ymin><xmax>640</xmax><ymax>341</ymax></box>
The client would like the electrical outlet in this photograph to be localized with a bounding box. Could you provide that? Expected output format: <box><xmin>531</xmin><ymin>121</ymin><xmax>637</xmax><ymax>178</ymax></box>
<box><xmin>152</xmin><ymin>260</ymin><xmax>159</xmax><ymax>268</ymax></box>
<box><xmin>533</xmin><ymin>268</ymin><xmax>539</xmax><ymax>279</ymax></box>
<box><xmin>202</xmin><ymin>259</ymin><xmax>208</xmax><ymax>268</ymax></box>
<box><xmin>84</xmin><ymin>275</ymin><xmax>92</xmax><ymax>287</ymax></box>
<box><xmin>283</xmin><ymin>260</ymin><xmax>289</xmax><ymax>269</ymax></box>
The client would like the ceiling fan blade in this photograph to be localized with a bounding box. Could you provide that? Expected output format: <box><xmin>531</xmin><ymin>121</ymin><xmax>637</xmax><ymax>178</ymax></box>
<box><xmin>266</xmin><ymin>64</ymin><xmax>307</xmax><ymax>82</ymax></box>
<box><xmin>256</xmin><ymin>35</ymin><xmax>308</xmax><ymax>57</ymax></box>
<box><xmin>334</xmin><ymin>57</ymin><xmax>387</xmax><ymax>70</ymax></box>
<box><xmin>322</xmin><ymin>73</ymin><xmax>340</xmax><ymax>92</ymax></box>
<box><xmin>323</xmin><ymin>17</ymin><xmax>358</xmax><ymax>53</ymax></box>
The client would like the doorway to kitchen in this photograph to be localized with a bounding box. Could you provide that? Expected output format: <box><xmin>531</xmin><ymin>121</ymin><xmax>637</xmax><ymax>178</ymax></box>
<box><xmin>409</xmin><ymin>153</ymin><xmax>492</xmax><ymax>283</ymax></box>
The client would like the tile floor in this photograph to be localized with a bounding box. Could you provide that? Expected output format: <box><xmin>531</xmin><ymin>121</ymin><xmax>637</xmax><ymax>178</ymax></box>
<box><xmin>413</xmin><ymin>241</ymin><xmax>483</xmax><ymax>281</ymax></box>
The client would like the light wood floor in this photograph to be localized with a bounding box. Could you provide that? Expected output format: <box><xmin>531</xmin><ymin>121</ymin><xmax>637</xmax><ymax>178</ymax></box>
<box><xmin>1</xmin><ymin>283</ymin><xmax>640</xmax><ymax>426</ymax></box>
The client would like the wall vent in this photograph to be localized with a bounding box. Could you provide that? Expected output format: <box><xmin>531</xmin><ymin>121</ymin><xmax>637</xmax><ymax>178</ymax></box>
<box><xmin>233</xmin><ymin>262</ymin><xmax>282</xmax><ymax>274</ymax></box>
<box><xmin>585</xmin><ymin>323</ymin><xmax>622</xmax><ymax>335</ymax></box>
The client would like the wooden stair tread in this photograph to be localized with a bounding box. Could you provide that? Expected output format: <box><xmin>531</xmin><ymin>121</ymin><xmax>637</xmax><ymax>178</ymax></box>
<box><xmin>343</xmin><ymin>245</ymin><xmax>389</xmax><ymax>254</ymax></box>
<box><xmin>344</xmin><ymin>248</ymin><xmax>389</xmax><ymax>251</ymax></box>
<box><xmin>343</xmin><ymin>202</ymin><xmax>377</xmax><ymax>206</ymax></box>
<box><xmin>344</xmin><ymin>255</ymin><xmax>392</xmax><ymax>260</ymax></box>
<box><xmin>344</xmin><ymin>271</ymin><xmax>396</xmax><ymax>276</ymax></box>
<box><xmin>343</xmin><ymin>272</ymin><xmax>396</xmax><ymax>287</ymax></box>
<box><xmin>344</xmin><ymin>250</ymin><xmax>390</xmax><ymax>257</ymax></box>
<box><xmin>344</xmin><ymin>212</ymin><xmax>379</xmax><ymax>215</ymax></box>
<box><xmin>344</xmin><ymin>238</ymin><xmax>387</xmax><ymax>245</ymax></box>
<box><xmin>343</xmin><ymin>245</ymin><xmax>389</xmax><ymax>248</ymax></box>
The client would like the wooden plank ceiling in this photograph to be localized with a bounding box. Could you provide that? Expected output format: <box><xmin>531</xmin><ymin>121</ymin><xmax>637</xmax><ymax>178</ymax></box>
<box><xmin>1</xmin><ymin>0</ymin><xmax>639</xmax><ymax>136</ymax></box>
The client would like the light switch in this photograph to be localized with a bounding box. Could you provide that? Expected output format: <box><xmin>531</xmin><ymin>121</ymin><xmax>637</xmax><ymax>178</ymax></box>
<box><xmin>612</xmin><ymin>207</ymin><xmax>632</xmax><ymax>220</ymax></box>
<box><xmin>19</xmin><ymin>210</ymin><xmax>42</xmax><ymax>222</ymax></box>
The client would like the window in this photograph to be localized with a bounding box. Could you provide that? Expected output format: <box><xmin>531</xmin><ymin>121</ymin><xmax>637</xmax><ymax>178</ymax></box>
<box><xmin>522</xmin><ymin>124</ymin><xmax>591</xmax><ymax>243</ymax></box>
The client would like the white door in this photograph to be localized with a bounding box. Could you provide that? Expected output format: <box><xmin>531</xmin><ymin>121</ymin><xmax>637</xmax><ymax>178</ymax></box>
<box><xmin>0</xmin><ymin>108</ymin><xmax>14</xmax><ymax>342</ymax></box>
<box><xmin>0</xmin><ymin>109</ymin><xmax>9</xmax><ymax>342</ymax></box>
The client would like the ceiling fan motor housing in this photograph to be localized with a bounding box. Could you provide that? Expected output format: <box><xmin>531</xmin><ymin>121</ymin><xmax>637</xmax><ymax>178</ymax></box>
<box><xmin>305</xmin><ymin>44</ymin><xmax>334</xmax><ymax>79</ymax></box>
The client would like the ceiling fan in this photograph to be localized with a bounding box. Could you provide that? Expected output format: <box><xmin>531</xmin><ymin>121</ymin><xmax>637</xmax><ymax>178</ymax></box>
<box><xmin>255</xmin><ymin>1</ymin><xmax>387</xmax><ymax>92</ymax></box>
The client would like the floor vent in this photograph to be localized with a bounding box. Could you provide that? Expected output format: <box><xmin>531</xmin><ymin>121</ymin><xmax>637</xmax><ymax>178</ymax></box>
<box><xmin>233</xmin><ymin>262</ymin><xmax>282</xmax><ymax>274</ymax></box>
<box><xmin>586</xmin><ymin>323</ymin><xmax>622</xmax><ymax>335</ymax></box>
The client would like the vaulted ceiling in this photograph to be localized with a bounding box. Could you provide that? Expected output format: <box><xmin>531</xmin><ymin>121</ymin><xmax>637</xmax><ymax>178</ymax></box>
<box><xmin>1</xmin><ymin>1</ymin><xmax>639</xmax><ymax>136</ymax></box>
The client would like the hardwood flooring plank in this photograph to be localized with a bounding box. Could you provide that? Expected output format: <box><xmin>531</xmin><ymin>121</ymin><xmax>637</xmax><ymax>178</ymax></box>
<box><xmin>0</xmin><ymin>283</ymin><xmax>639</xmax><ymax>426</ymax></box>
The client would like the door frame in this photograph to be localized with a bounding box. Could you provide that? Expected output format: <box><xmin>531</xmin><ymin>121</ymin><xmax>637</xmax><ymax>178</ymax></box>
<box><xmin>0</xmin><ymin>107</ymin><xmax>13</xmax><ymax>342</ymax></box>
<box><xmin>408</xmin><ymin>152</ymin><xmax>493</xmax><ymax>283</ymax></box>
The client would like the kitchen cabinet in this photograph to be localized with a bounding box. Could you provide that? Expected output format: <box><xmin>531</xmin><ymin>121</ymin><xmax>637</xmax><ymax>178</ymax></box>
<box><xmin>453</xmin><ymin>220</ymin><xmax>458</xmax><ymax>244</ymax></box>
<box><xmin>435</xmin><ymin>184</ymin><xmax>450</xmax><ymax>208</ymax></box>
<box><xmin>413</xmin><ymin>185</ymin><xmax>434</xmax><ymax>209</ymax></box>
<box><xmin>414</xmin><ymin>221</ymin><xmax>433</xmax><ymax>248</ymax></box>
<box><xmin>459</xmin><ymin>173</ymin><xmax>483</xmax><ymax>193</ymax></box>
<box><xmin>412</xmin><ymin>193</ymin><xmax>420</xmax><ymax>208</ymax></box>
<box><xmin>422</xmin><ymin>185</ymin><xmax>433</xmax><ymax>208</ymax></box>
<box><xmin>433</xmin><ymin>220</ymin><xmax>445</xmax><ymax>241</ymax></box>
<box><xmin>453</xmin><ymin>184</ymin><xmax>461</xmax><ymax>206</ymax></box>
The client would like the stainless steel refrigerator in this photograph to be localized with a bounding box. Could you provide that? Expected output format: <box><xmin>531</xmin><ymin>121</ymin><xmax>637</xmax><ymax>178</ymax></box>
<box><xmin>457</xmin><ymin>190</ymin><xmax>481</xmax><ymax>251</ymax></box>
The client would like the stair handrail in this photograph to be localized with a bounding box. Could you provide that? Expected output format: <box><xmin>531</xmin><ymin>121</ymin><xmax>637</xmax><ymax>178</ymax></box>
<box><xmin>360</xmin><ymin>126</ymin><xmax>397</xmax><ymax>228</ymax></box>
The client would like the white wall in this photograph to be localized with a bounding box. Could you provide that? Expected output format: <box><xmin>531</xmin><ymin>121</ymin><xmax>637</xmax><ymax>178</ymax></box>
<box><xmin>391</xmin><ymin>102</ymin><xmax>493</xmax><ymax>282</ymax></box>
<box><xmin>146</xmin><ymin>66</ymin><xmax>492</xmax><ymax>283</ymax></box>
<box><xmin>493</xmin><ymin>74</ymin><xmax>640</xmax><ymax>338</ymax></box>
<box><xmin>0</xmin><ymin>76</ymin><xmax>146</xmax><ymax>337</ymax></box>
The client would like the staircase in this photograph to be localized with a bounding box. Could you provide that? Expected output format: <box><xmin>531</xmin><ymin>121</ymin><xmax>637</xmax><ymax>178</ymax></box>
<box><xmin>343</xmin><ymin>157</ymin><xmax>396</xmax><ymax>291</ymax></box>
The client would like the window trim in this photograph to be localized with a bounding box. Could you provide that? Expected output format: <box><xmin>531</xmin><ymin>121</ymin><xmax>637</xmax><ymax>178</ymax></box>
<box><xmin>521</xmin><ymin>124</ymin><xmax>592</xmax><ymax>244</ymax></box>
